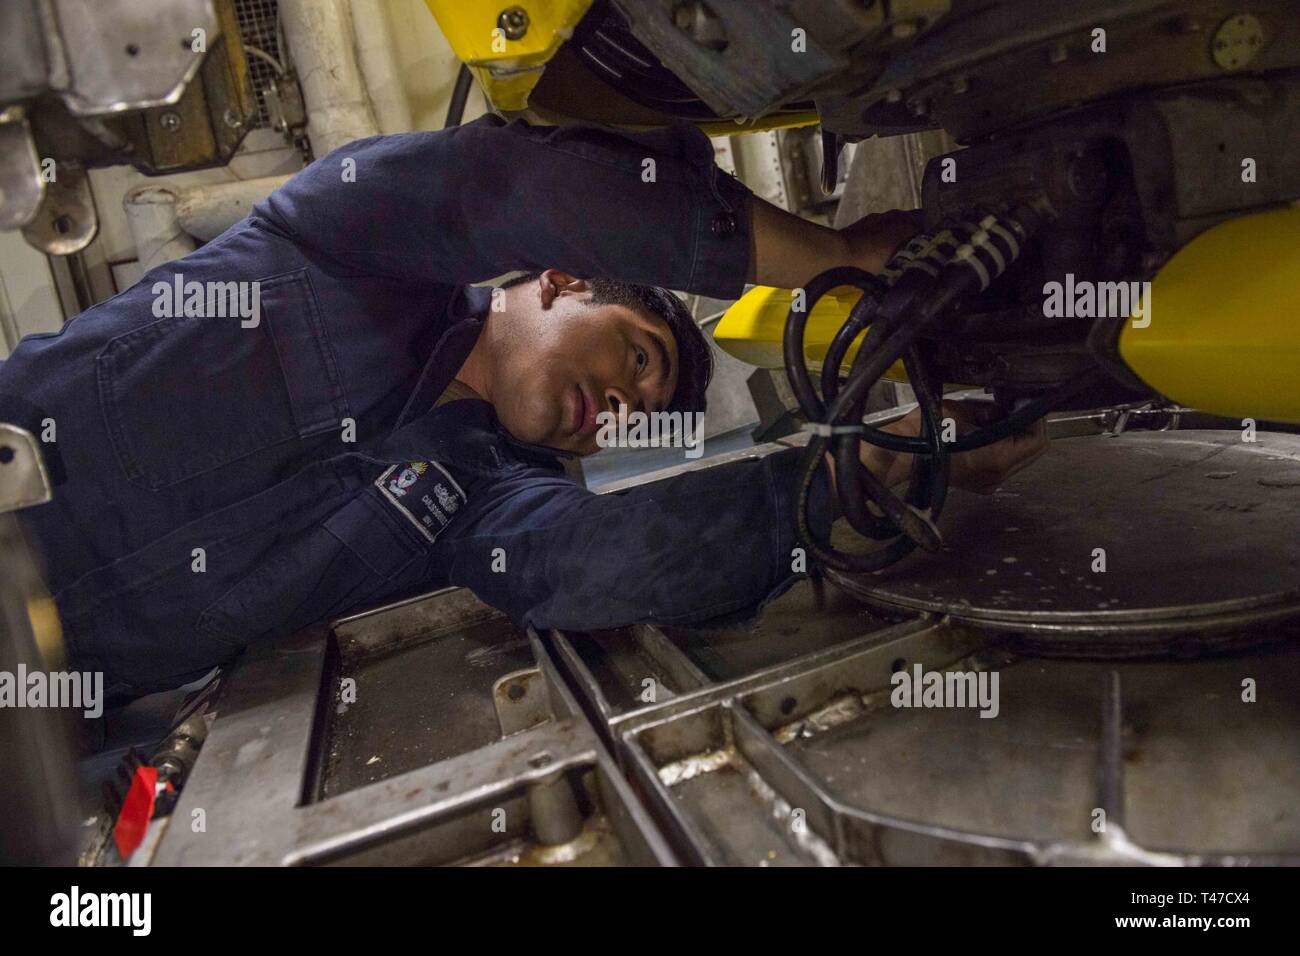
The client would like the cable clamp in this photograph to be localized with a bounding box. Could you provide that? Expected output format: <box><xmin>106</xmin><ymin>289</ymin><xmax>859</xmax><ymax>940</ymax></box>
<box><xmin>801</xmin><ymin>422</ymin><xmax>866</xmax><ymax>437</ymax></box>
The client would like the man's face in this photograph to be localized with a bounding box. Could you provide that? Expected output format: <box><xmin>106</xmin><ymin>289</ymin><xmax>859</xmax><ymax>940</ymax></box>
<box><xmin>490</xmin><ymin>273</ymin><xmax>680</xmax><ymax>456</ymax></box>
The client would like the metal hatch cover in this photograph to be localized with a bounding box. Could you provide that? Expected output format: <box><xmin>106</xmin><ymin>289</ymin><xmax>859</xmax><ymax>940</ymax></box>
<box><xmin>826</xmin><ymin>429</ymin><xmax>1300</xmax><ymax>655</ymax></box>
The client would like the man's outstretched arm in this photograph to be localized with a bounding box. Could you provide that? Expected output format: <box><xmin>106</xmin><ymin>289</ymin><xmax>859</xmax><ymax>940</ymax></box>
<box><xmin>430</xmin><ymin>406</ymin><xmax>1047</xmax><ymax>633</ymax></box>
<box><xmin>257</xmin><ymin>114</ymin><xmax>915</xmax><ymax>296</ymax></box>
<box><xmin>432</xmin><ymin>447</ymin><xmax>834</xmax><ymax>633</ymax></box>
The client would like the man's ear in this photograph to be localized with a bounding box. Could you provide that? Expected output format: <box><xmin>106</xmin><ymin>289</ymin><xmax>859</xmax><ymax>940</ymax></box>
<box><xmin>538</xmin><ymin>269</ymin><xmax>591</xmax><ymax>309</ymax></box>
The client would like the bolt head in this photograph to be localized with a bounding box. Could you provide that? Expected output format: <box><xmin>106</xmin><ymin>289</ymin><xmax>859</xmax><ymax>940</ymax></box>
<box><xmin>497</xmin><ymin>6</ymin><xmax>529</xmax><ymax>41</ymax></box>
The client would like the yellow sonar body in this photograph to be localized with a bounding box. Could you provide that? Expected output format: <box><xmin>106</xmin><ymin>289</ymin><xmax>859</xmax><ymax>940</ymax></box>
<box><xmin>712</xmin><ymin>285</ymin><xmax>910</xmax><ymax>381</ymax></box>
<box><xmin>1118</xmin><ymin>205</ymin><xmax>1300</xmax><ymax>424</ymax></box>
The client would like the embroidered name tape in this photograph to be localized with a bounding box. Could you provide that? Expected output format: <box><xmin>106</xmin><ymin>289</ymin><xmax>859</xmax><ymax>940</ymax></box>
<box><xmin>375</xmin><ymin>460</ymin><xmax>468</xmax><ymax>543</ymax></box>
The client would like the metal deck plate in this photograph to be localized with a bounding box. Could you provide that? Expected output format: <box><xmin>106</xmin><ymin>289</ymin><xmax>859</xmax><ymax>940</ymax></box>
<box><xmin>558</xmin><ymin>604</ymin><xmax>1300</xmax><ymax>865</ymax></box>
<box><xmin>783</xmin><ymin>648</ymin><xmax>1300</xmax><ymax>856</ymax></box>
<box><xmin>322</xmin><ymin>617</ymin><xmax>535</xmax><ymax>798</ymax></box>
<box><xmin>829</xmin><ymin>429</ymin><xmax>1300</xmax><ymax>651</ymax></box>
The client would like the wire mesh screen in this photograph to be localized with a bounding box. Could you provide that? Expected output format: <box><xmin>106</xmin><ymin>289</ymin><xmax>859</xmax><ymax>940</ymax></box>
<box><xmin>234</xmin><ymin>0</ymin><xmax>283</xmax><ymax>129</ymax></box>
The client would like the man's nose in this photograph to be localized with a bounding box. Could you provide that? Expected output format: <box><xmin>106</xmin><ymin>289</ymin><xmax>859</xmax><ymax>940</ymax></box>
<box><xmin>604</xmin><ymin>386</ymin><xmax>639</xmax><ymax>415</ymax></box>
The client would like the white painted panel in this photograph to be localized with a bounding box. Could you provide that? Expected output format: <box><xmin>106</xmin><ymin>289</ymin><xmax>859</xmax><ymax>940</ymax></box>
<box><xmin>0</xmin><ymin>230</ymin><xmax>63</xmax><ymax>358</ymax></box>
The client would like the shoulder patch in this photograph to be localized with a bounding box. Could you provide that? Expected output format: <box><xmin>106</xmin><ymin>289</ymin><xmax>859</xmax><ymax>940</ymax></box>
<box><xmin>375</xmin><ymin>460</ymin><xmax>468</xmax><ymax>543</ymax></box>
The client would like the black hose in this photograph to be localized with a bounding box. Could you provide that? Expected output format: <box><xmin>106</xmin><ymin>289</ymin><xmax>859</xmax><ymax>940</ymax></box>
<box><xmin>782</xmin><ymin>267</ymin><xmax>879</xmax><ymax>421</ymax></box>
<box><xmin>949</xmin><ymin>372</ymin><xmax>1100</xmax><ymax>452</ymax></box>
<box><xmin>444</xmin><ymin>64</ymin><xmax>474</xmax><ymax>128</ymax></box>
<box><xmin>820</xmin><ymin>281</ymin><xmax>881</xmax><ymax>403</ymax></box>
<box><xmin>783</xmin><ymin>205</ymin><xmax>1071</xmax><ymax>573</ymax></box>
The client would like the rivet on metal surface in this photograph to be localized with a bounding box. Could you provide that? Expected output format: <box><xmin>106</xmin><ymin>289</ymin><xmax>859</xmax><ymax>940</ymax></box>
<box><xmin>493</xmin><ymin>667</ymin><xmax>551</xmax><ymax>737</ymax></box>
<box><xmin>159</xmin><ymin>111</ymin><xmax>182</xmax><ymax>132</ymax></box>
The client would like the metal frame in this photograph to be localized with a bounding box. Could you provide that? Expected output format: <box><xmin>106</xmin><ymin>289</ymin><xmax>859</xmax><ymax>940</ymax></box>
<box><xmin>549</xmin><ymin>612</ymin><xmax>1300</xmax><ymax>866</ymax></box>
<box><xmin>151</xmin><ymin>595</ymin><xmax>676</xmax><ymax>866</ymax></box>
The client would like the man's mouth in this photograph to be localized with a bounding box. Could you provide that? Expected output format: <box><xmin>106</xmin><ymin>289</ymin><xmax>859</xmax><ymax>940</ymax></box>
<box><xmin>570</xmin><ymin>384</ymin><xmax>599</xmax><ymax>438</ymax></box>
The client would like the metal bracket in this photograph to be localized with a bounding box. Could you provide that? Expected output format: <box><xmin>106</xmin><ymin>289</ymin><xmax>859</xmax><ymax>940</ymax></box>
<box><xmin>45</xmin><ymin>0</ymin><xmax>220</xmax><ymax>117</ymax></box>
<box><xmin>20</xmin><ymin>161</ymin><xmax>97</xmax><ymax>255</ymax></box>
<box><xmin>0</xmin><ymin>107</ymin><xmax>45</xmax><ymax>231</ymax></box>
<box><xmin>0</xmin><ymin>424</ymin><xmax>53</xmax><ymax>514</ymax></box>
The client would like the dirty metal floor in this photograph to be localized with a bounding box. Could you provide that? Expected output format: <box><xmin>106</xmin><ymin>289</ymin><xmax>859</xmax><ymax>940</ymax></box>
<box><xmin>322</xmin><ymin>618</ymin><xmax>534</xmax><ymax>798</ymax></box>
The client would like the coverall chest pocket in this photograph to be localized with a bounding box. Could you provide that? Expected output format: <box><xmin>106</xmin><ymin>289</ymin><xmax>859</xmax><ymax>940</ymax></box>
<box><xmin>96</xmin><ymin>269</ymin><xmax>349</xmax><ymax>490</ymax></box>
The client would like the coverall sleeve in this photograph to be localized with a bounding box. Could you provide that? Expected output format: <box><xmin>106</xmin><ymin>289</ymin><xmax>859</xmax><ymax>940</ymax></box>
<box><xmin>430</xmin><ymin>448</ymin><xmax>834</xmax><ymax>632</ymax></box>
<box><xmin>257</xmin><ymin>115</ymin><xmax>754</xmax><ymax>299</ymax></box>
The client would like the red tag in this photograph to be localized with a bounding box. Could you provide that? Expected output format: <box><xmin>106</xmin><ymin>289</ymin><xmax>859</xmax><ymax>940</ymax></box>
<box><xmin>113</xmin><ymin>765</ymin><xmax>159</xmax><ymax>859</ymax></box>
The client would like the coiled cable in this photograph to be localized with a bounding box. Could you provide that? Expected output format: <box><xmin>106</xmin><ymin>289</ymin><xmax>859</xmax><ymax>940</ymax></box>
<box><xmin>784</xmin><ymin>204</ymin><xmax>1092</xmax><ymax>573</ymax></box>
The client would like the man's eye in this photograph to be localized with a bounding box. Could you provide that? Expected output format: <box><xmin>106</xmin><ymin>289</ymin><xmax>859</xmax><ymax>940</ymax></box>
<box><xmin>635</xmin><ymin>348</ymin><xmax>647</xmax><ymax>372</ymax></box>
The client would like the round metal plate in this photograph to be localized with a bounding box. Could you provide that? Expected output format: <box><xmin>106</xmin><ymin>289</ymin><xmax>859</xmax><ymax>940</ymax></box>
<box><xmin>827</xmin><ymin>429</ymin><xmax>1300</xmax><ymax>655</ymax></box>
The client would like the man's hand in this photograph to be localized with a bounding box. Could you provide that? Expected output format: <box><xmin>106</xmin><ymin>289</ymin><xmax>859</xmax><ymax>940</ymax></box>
<box><xmin>938</xmin><ymin>399</ymin><xmax>1049</xmax><ymax>493</ymax></box>
<box><xmin>872</xmin><ymin>399</ymin><xmax>1049</xmax><ymax>494</ymax></box>
<box><xmin>826</xmin><ymin>398</ymin><xmax>1050</xmax><ymax>507</ymax></box>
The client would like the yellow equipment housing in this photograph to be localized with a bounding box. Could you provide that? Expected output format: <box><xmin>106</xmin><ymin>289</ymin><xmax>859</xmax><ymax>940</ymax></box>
<box><xmin>425</xmin><ymin>0</ymin><xmax>594</xmax><ymax>113</ymax></box>
<box><xmin>712</xmin><ymin>285</ymin><xmax>911</xmax><ymax>382</ymax></box>
<box><xmin>1117</xmin><ymin>205</ymin><xmax>1300</xmax><ymax>424</ymax></box>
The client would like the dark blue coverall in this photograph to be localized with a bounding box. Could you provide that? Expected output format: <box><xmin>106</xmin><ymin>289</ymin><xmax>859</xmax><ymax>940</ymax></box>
<box><xmin>0</xmin><ymin>115</ymin><xmax>832</xmax><ymax>700</ymax></box>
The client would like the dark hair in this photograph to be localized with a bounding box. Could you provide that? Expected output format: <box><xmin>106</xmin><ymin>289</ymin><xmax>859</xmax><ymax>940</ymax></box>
<box><xmin>500</xmin><ymin>272</ymin><xmax>713</xmax><ymax>414</ymax></box>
